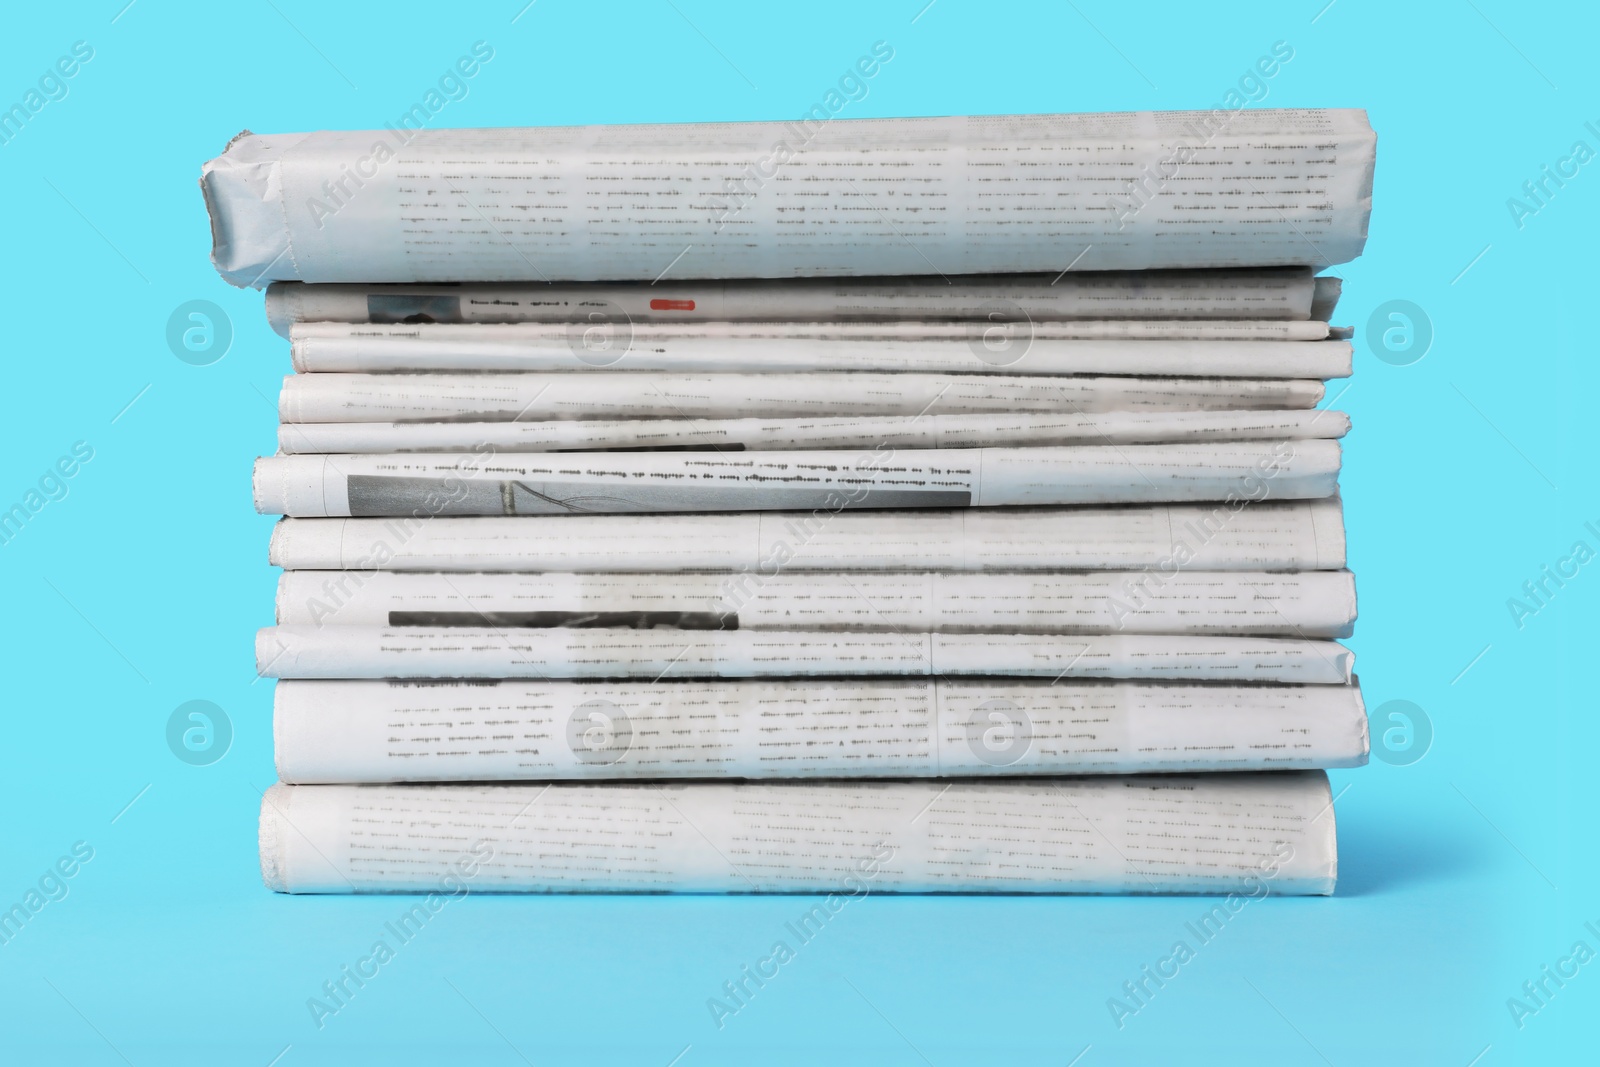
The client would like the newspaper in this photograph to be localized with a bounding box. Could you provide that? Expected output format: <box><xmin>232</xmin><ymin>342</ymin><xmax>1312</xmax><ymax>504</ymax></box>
<box><xmin>1310</xmin><ymin>277</ymin><xmax>1342</xmax><ymax>322</ymax></box>
<box><xmin>279</xmin><ymin>409</ymin><xmax>1352</xmax><ymax>455</ymax></box>
<box><xmin>263</xmin><ymin>268</ymin><xmax>1340</xmax><ymax>335</ymax></box>
<box><xmin>254</xmin><ymin>625</ymin><xmax>1354</xmax><ymax>683</ymax></box>
<box><xmin>203</xmin><ymin>110</ymin><xmax>1375</xmax><ymax>286</ymax></box>
<box><xmin>273</xmin><ymin>677</ymin><xmax>1367</xmax><ymax>783</ymax></box>
<box><xmin>252</xmin><ymin>441</ymin><xmax>1341</xmax><ymax>517</ymax></box>
<box><xmin>267</xmin><ymin>500</ymin><xmax>1348</xmax><ymax>573</ymax></box>
<box><xmin>275</xmin><ymin>569</ymin><xmax>1357</xmax><ymax>637</ymax></box>
<box><xmin>288</xmin><ymin>323</ymin><xmax>1350</xmax><ymax>377</ymax></box>
<box><xmin>259</xmin><ymin>772</ymin><xmax>1339</xmax><ymax>893</ymax></box>
<box><xmin>277</xmin><ymin>372</ymin><xmax>1326</xmax><ymax>423</ymax></box>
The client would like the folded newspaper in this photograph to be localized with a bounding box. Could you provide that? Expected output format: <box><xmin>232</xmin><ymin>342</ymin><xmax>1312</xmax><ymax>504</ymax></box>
<box><xmin>272</xmin><ymin>678</ymin><xmax>1368</xmax><ymax>783</ymax></box>
<box><xmin>252</xmin><ymin>442</ymin><xmax>1340</xmax><ymax>517</ymax></box>
<box><xmin>255</xmin><ymin>625</ymin><xmax>1354</xmax><ymax>683</ymax></box>
<box><xmin>202</xmin><ymin>110</ymin><xmax>1375</xmax><ymax>285</ymax></box>
<box><xmin>278</xmin><ymin>408</ymin><xmax>1351</xmax><ymax>455</ymax></box>
<box><xmin>259</xmin><ymin>772</ymin><xmax>1340</xmax><ymax>894</ymax></box>
<box><xmin>276</xmin><ymin>372</ymin><xmax>1327</xmax><ymax>423</ymax></box>
<box><xmin>273</xmin><ymin>569</ymin><xmax>1358</xmax><ymax>637</ymax></box>
<box><xmin>266</xmin><ymin>500</ymin><xmax>1348</xmax><ymax>573</ymax></box>
<box><xmin>287</xmin><ymin>323</ymin><xmax>1351</xmax><ymax>377</ymax></box>
<box><xmin>262</xmin><ymin>268</ymin><xmax>1343</xmax><ymax>335</ymax></box>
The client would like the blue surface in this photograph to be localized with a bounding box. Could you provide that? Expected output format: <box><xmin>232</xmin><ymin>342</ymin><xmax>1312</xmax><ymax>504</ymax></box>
<box><xmin>2</xmin><ymin>1</ymin><xmax>1596</xmax><ymax>1062</ymax></box>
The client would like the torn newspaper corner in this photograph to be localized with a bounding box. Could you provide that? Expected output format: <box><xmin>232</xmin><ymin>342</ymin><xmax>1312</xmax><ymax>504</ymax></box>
<box><xmin>259</xmin><ymin>773</ymin><xmax>1339</xmax><ymax>894</ymax></box>
<box><xmin>272</xmin><ymin>677</ymin><xmax>1369</xmax><ymax>782</ymax></box>
<box><xmin>262</xmin><ymin>268</ymin><xmax>1339</xmax><ymax>335</ymax></box>
<box><xmin>251</xmin><ymin>441</ymin><xmax>1342</xmax><ymax>517</ymax></box>
<box><xmin>266</xmin><ymin>499</ymin><xmax>1349</xmax><ymax>573</ymax></box>
<box><xmin>203</xmin><ymin>110</ymin><xmax>1376</xmax><ymax>287</ymax></box>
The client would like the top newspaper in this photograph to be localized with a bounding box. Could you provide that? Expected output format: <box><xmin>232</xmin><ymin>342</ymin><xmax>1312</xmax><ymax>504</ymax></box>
<box><xmin>202</xmin><ymin>109</ymin><xmax>1376</xmax><ymax>286</ymax></box>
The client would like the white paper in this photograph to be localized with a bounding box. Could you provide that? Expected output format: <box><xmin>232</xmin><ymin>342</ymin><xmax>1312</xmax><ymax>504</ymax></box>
<box><xmin>263</xmin><ymin>268</ymin><xmax>1332</xmax><ymax>336</ymax></box>
<box><xmin>288</xmin><ymin>323</ymin><xmax>1349</xmax><ymax>377</ymax></box>
<box><xmin>275</xmin><ymin>568</ymin><xmax>1357</xmax><ymax>637</ymax></box>
<box><xmin>259</xmin><ymin>772</ymin><xmax>1339</xmax><ymax>893</ymax></box>
<box><xmin>267</xmin><ymin>499</ymin><xmax>1348</xmax><ymax>573</ymax></box>
<box><xmin>277</xmin><ymin>372</ymin><xmax>1326</xmax><ymax>423</ymax></box>
<box><xmin>273</xmin><ymin>677</ymin><xmax>1367</xmax><ymax>783</ymax></box>
<box><xmin>254</xmin><ymin>625</ymin><xmax>1354</xmax><ymax>683</ymax></box>
<box><xmin>252</xmin><ymin>441</ymin><xmax>1340</xmax><ymax>517</ymax></box>
<box><xmin>203</xmin><ymin>110</ymin><xmax>1375</xmax><ymax>286</ymax></box>
<box><xmin>279</xmin><ymin>408</ymin><xmax>1352</xmax><ymax>455</ymax></box>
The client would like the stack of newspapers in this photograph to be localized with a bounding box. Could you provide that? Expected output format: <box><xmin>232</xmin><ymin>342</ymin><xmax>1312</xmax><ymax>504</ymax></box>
<box><xmin>204</xmin><ymin>109</ymin><xmax>1375</xmax><ymax>895</ymax></box>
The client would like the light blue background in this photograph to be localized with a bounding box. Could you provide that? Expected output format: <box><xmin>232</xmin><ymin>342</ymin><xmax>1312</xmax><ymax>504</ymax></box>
<box><xmin>1</xmin><ymin>1</ymin><xmax>1595</xmax><ymax>1062</ymax></box>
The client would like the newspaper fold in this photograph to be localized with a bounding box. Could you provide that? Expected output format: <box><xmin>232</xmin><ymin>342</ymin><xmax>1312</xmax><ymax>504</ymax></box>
<box><xmin>263</xmin><ymin>269</ymin><xmax>1340</xmax><ymax>335</ymax></box>
<box><xmin>252</xmin><ymin>441</ymin><xmax>1340</xmax><ymax>517</ymax></box>
<box><xmin>275</xmin><ymin>569</ymin><xmax>1358</xmax><ymax>637</ymax></box>
<box><xmin>259</xmin><ymin>772</ymin><xmax>1339</xmax><ymax>894</ymax></box>
<box><xmin>254</xmin><ymin>625</ymin><xmax>1355</xmax><ymax>683</ymax></box>
<box><xmin>272</xmin><ymin>678</ymin><xmax>1369</xmax><ymax>783</ymax></box>
<box><xmin>288</xmin><ymin>323</ymin><xmax>1350</xmax><ymax>377</ymax></box>
<box><xmin>203</xmin><ymin>110</ymin><xmax>1375</xmax><ymax>286</ymax></box>
<box><xmin>267</xmin><ymin>500</ymin><xmax>1348</xmax><ymax>573</ymax></box>
<box><xmin>277</xmin><ymin>372</ymin><xmax>1327</xmax><ymax>423</ymax></box>
<box><xmin>279</xmin><ymin>409</ymin><xmax>1352</xmax><ymax>454</ymax></box>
